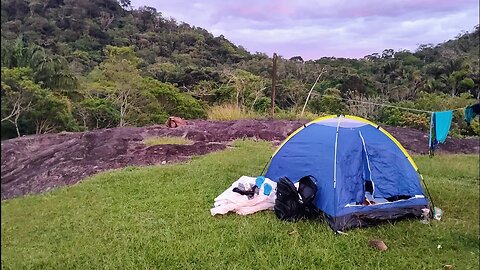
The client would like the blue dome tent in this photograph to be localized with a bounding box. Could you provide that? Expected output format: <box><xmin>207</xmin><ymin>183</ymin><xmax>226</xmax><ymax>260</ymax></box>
<box><xmin>265</xmin><ymin>115</ymin><xmax>430</xmax><ymax>231</ymax></box>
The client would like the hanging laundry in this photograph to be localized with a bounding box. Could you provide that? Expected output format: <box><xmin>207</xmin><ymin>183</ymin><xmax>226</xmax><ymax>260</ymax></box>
<box><xmin>429</xmin><ymin>111</ymin><xmax>453</xmax><ymax>155</ymax></box>
<box><xmin>464</xmin><ymin>103</ymin><xmax>480</xmax><ymax>126</ymax></box>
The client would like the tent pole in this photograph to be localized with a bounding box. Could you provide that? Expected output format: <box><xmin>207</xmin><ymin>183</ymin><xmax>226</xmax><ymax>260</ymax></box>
<box><xmin>333</xmin><ymin>115</ymin><xmax>341</xmax><ymax>232</ymax></box>
<box><xmin>260</xmin><ymin>155</ymin><xmax>273</xmax><ymax>176</ymax></box>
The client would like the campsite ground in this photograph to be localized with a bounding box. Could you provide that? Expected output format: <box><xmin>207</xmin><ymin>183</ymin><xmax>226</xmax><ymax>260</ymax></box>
<box><xmin>1</xmin><ymin>140</ymin><xmax>479</xmax><ymax>269</ymax></box>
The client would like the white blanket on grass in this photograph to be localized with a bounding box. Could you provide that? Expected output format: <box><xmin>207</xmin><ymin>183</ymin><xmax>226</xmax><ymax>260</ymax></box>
<box><xmin>210</xmin><ymin>176</ymin><xmax>277</xmax><ymax>216</ymax></box>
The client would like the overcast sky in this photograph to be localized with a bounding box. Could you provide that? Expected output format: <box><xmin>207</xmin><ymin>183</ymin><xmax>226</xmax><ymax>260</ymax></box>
<box><xmin>131</xmin><ymin>0</ymin><xmax>479</xmax><ymax>60</ymax></box>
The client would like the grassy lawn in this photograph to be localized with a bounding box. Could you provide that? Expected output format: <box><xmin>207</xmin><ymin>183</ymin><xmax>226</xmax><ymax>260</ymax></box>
<box><xmin>143</xmin><ymin>136</ymin><xmax>192</xmax><ymax>146</ymax></box>
<box><xmin>1</xmin><ymin>140</ymin><xmax>479</xmax><ymax>269</ymax></box>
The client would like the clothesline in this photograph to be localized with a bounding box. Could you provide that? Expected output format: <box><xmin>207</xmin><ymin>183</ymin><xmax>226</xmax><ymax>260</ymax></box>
<box><xmin>315</xmin><ymin>93</ymin><xmax>466</xmax><ymax>114</ymax></box>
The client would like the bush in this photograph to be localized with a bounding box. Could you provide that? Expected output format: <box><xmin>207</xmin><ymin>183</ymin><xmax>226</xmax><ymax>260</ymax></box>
<box><xmin>75</xmin><ymin>98</ymin><xmax>120</xmax><ymax>129</ymax></box>
<box><xmin>144</xmin><ymin>78</ymin><xmax>207</xmax><ymax>120</ymax></box>
<box><xmin>377</xmin><ymin>92</ymin><xmax>478</xmax><ymax>136</ymax></box>
<box><xmin>399</xmin><ymin>112</ymin><xmax>430</xmax><ymax>131</ymax></box>
<box><xmin>308</xmin><ymin>88</ymin><xmax>346</xmax><ymax>115</ymax></box>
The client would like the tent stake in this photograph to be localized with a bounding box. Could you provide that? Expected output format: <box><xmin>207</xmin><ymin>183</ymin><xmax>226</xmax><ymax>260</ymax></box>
<box><xmin>260</xmin><ymin>155</ymin><xmax>273</xmax><ymax>176</ymax></box>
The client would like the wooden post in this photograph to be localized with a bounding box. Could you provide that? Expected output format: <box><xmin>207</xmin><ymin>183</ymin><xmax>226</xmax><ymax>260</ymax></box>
<box><xmin>271</xmin><ymin>53</ymin><xmax>277</xmax><ymax>118</ymax></box>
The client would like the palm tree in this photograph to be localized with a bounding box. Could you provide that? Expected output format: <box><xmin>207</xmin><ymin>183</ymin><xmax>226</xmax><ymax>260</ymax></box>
<box><xmin>1</xmin><ymin>36</ymin><xmax>78</xmax><ymax>93</ymax></box>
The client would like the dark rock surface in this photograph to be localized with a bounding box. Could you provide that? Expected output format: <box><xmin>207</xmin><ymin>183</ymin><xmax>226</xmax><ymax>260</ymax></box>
<box><xmin>1</xmin><ymin>120</ymin><xmax>478</xmax><ymax>200</ymax></box>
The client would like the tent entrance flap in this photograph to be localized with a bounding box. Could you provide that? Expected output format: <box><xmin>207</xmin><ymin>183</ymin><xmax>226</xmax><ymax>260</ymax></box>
<box><xmin>359</xmin><ymin>131</ymin><xmax>375</xmax><ymax>197</ymax></box>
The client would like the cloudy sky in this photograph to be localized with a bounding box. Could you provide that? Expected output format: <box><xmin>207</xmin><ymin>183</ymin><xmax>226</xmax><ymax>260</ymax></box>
<box><xmin>131</xmin><ymin>0</ymin><xmax>479</xmax><ymax>60</ymax></box>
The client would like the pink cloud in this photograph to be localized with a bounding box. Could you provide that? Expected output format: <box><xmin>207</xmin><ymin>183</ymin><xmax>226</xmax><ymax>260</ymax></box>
<box><xmin>131</xmin><ymin>0</ymin><xmax>479</xmax><ymax>59</ymax></box>
<box><xmin>210</xmin><ymin>0</ymin><xmax>475</xmax><ymax>21</ymax></box>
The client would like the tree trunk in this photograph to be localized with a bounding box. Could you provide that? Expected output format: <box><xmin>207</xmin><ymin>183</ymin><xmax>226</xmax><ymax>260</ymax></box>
<box><xmin>301</xmin><ymin>68</ymin><xmax>326</xmax><ymax>117</ymax></box>
<box><xmin>119</xmin><ymin>113</ymin><xmax>125</xmax><ymax>127</ymax></box>
<box><xmin>119</xmin><ymin>91</ymin><xmax>129</xmax><ymax>127</ymax></box>
<box><xmin>14</xmin><ymin>119</ymin><xmax>20</xmax><ymax>137</ymax></box>
<box><xmin>235</xmin><ymin>89</ymin><xmax>240</xmax><ymax>108</ymax></box>
<box><xmin>250</xmin><ymin>87</ymin><xmax>266</xmax><ymax>111</ymax></box>
<box><xmin>271</xmin><ymin>53</ymin><xmax>277</xmax><ymax>118</ymax></box>
<box><xmin>8</xmin><ymin>118</ymin><xmax>20</xmax><ymax>137</ymax></box>
<box><xmin>451</xmin><ymin>83</ymin><xmax>457</xmax><ymax>97</ymax></box>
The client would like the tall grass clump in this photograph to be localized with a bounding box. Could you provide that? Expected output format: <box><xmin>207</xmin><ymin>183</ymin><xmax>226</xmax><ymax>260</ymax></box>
<box><xmin>208</xmin><ymin>103</ymin><xmax>327</xmax><ymax>121</ymax></box>
<box><xmin>143</xmin><ymin>136</ymin><xmax>192</xmax><ymax>146</ymax></box>
<box><xmin>207</xmin><ymin>104</ymin><xmax>261</xmax><ymax>121</ymax></box>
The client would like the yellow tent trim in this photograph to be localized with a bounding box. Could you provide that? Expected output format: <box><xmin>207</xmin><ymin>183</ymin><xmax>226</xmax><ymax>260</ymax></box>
<box><xmin>271</xmin><ymin>114</ymin><xmax>419</xmax><ymax>171</ymax></box>
<box><xmin>310</xmin><ymin>114</ymin><xmax>339</xmax><ymax>124</ymax></box>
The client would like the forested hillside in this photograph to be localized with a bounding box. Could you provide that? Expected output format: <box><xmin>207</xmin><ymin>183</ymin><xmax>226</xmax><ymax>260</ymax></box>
<box><xmin>1</xmin><ymin>0</ymin><xmax>479</xmax><ymax>139</ymax></box>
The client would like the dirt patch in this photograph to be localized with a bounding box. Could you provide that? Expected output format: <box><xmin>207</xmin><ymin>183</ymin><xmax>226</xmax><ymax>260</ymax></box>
<box><xmin>1</xmin><ymin>120</ymin><xmax>479</xmax><ymax>200</ymax></box>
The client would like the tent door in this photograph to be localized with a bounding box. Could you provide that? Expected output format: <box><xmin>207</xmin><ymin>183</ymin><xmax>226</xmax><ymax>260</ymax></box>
<box><xmin>359</xmin><ymin>131</ymin><xmax>375</xmax><ymax>197</ymax></box>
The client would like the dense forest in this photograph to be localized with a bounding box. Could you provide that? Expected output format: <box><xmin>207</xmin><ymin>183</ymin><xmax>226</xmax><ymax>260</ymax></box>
<box><xmin>1</xmin><ymin>0</ymin><xmax>479</xmax><ymax>139</ymax></box>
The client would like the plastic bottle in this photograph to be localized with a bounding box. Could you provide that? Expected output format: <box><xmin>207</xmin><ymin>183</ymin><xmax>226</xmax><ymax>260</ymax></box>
<box><xmin>420</xmin><ymin>208</ymin><xmax>430</xmax><ymax>224</ymax></box>
<box><xmin>433</xmin><ymin>207</ymin><xmax>443</xmax><ymax>221</ymax></box>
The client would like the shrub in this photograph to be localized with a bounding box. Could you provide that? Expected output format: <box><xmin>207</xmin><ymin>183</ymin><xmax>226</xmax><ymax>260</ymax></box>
<box><xmin>376</xmin><ymin>92</ymin><xmax>478</xmax><ymax>136</ymax></box>
<box><xmin>400</xmin><ymin>112</ymin><xmax>430</xmax><ymax>131</ymax></box>
<box><xmin>144</xmin><ymin>78</ymin><xmax>207</xmax><ymax>120</ymax></box>
<box><xmin>308</xmin><ymin>88</ymin><xmax>346</xmax><ymax>115</ymax></box>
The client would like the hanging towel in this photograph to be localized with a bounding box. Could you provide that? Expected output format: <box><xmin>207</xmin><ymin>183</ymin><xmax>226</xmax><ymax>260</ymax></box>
<box><xmin>434</xmin><ymin>111</ymin><xmax>453</xmax><ymax>143</ymax></box>
<box><xmin>464</xmin><ymin>103</ymin><xmax>480</xmax><ymax>126</ymax></box>
<box><xmin>428</xmin><ymin>113</ymin><xmax>435</xmax><ymax>155</ymax></box>
<box><xmin>429</xmin><ymin>111</ymin><xmax>453</xmax><ymax>155</ymax></box>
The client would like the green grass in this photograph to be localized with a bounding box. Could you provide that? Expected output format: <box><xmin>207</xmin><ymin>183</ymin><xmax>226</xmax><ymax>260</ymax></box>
<box><xmin>1</xmin><ymin>141</ymin><xmax>479</xmax><ymax>269</ymax></box>
<box><xmin>143</xmin><ymin>136</ymin><xmax>192</xmax><ymax>146</ymax></box>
